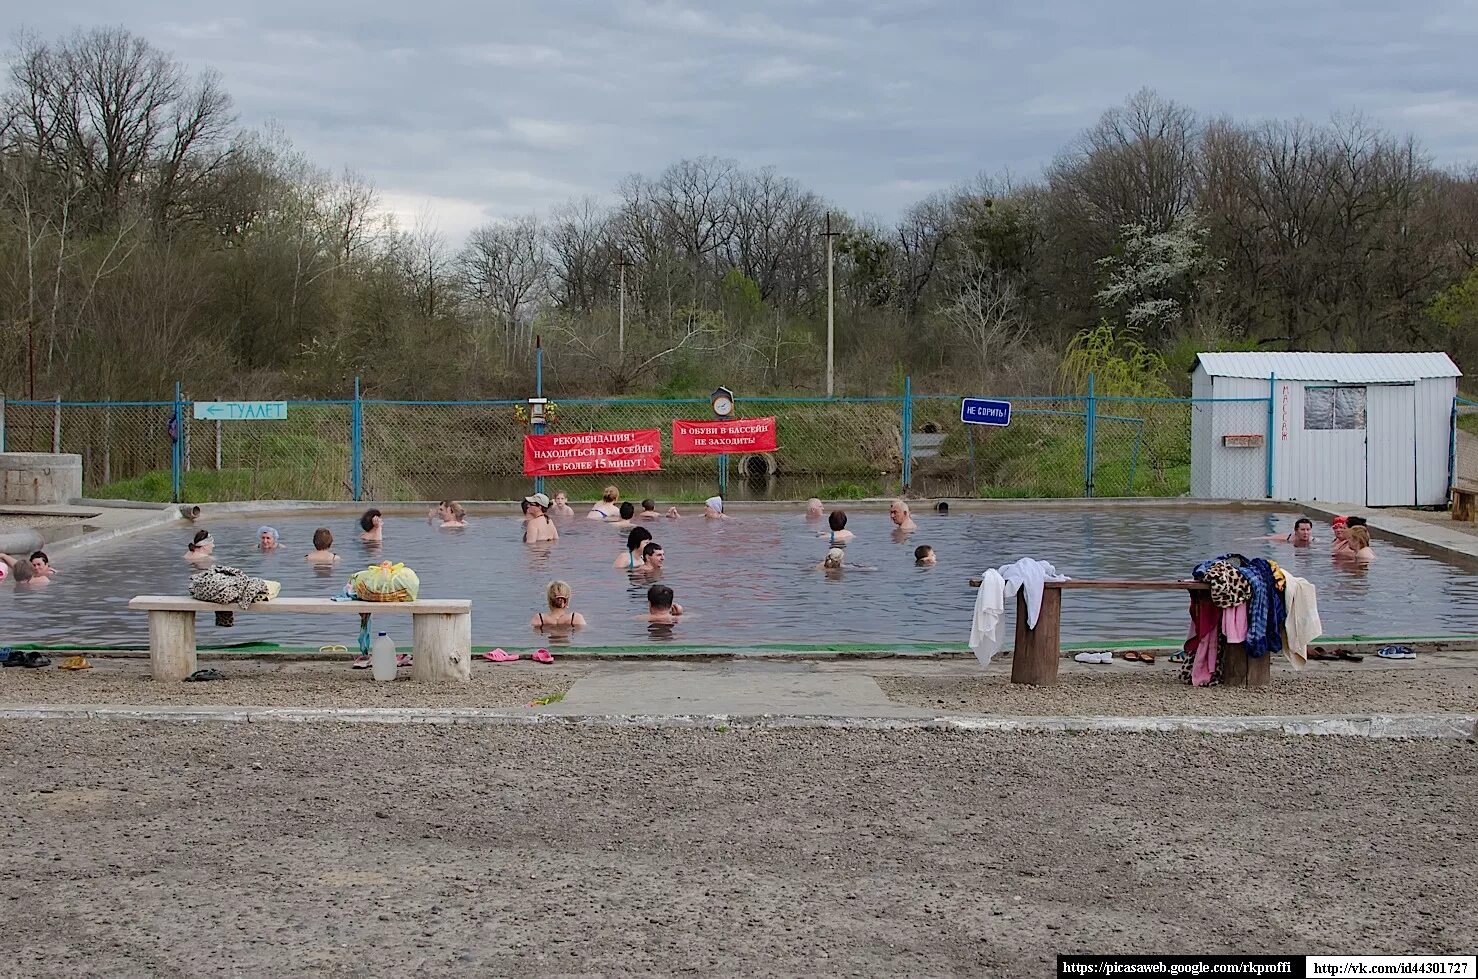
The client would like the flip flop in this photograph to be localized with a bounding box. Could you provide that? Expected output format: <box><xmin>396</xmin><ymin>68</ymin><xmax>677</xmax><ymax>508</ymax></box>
<box><xmin>21</xmin><ymin>651</ymin><xmax>50</xmax><ymax>669</ymax></box>
<box><xmin>482</xmin><ymin>649</ymin><xmax>519</xmax><ymax>663</ymax></box>
<box><xmin>1335</xmin><ymin>649</ymin><xmax>1364</xmax><ymax>662</ymax></box>
<box><xmin>351</xmin><ymin>655</ymin><xmax>371</xmax><ymax>670</ymax></box>
<box><xmin>1168</xmin><ymin>650</ymin><xmax>1189</xmax><ymax>664</ymax></box>
<box><xmin>531</xmin><ymin>648</ymin><xmax>554</xmax><ymax>665</ymax></box>
<box><xmin>1308</xmin><ymin>646</ymin><xmax>1336</xmax><ymax>661</ymax></box>
<box><xmin>1122</xmin><ymin>650</ymin><xmax>1142</xmax><ymax>662</ymax></box>
<box><xmin>57</xmin><ymin>655</ymin><xmax>92</xmax><ymax>671</ymax></box>
<box><xmin>184</xmin><ymin>668</ymin><xmax>225</xmax><ymax>682</ymax></box>
<box><xmin>1139</xmin><ymin>651</ymin><xmax>1157</xmax><ymax>665</ymax></box>
<box><xmin>396</xmin><ymin>653</ymin><xmax>413</xmax><ymax>669</ymax></box>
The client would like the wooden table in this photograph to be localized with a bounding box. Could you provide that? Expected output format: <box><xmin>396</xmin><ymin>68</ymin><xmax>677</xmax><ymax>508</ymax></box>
<box><xmin>129</xmin><ymin>596</ymin><xmax>473</xmax><ymax>683</ymax></box>
<box><xmin>968</xmin><ymin>578</ymin><xmax>1269</xmax><ymax>688</ymax></box>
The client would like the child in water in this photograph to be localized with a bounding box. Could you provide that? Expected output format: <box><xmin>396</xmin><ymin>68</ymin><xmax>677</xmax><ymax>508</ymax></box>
<box><xmin>914</xmin><ymin>545</ymin><xmax>937</xmax><ymax>566</ymax></box>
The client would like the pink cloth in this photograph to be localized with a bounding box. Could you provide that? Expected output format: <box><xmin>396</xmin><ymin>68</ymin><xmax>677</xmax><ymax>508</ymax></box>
<box><xmin>1221</xmin><ymin>603</ymin><xmax>1249</xmax><ymax>643</ymax></box>
<box><xmin>1187</xmin><ymin>594</ymin><xmax>1221</xmax><ymax>687</ymax></box>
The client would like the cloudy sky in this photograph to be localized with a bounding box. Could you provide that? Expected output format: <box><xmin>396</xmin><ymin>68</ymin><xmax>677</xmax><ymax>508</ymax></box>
<box><xmin>7</xmin><ymin>0</ymin><xmax>1477</xmax><ymax>242</ymax></box>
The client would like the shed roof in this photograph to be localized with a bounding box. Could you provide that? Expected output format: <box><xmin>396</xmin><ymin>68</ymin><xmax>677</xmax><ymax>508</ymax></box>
<box><xmin>1193</xmin><ymin>352</ymin><xmax>1461</xmax><ymax>383</ymax></box>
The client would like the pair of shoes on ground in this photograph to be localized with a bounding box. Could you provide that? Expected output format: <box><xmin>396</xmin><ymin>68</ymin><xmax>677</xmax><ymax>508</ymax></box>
<box><xmin>350</xmin><ymin>653</ymin><xmax>414</xmax><ymax>670</ymax></box>
<box><xmin>0</xmin><ymin>648</ymin><xmax>51</xmax><ymax>669</ymax></box>
<box><xmin>1309</xmin><ymin>646</ymin><xmax>1365</xmax><ymax>662</ymax></box>
<box><xmin>1121</xmin><ymin>650</ymin><xmax>1157</xmax><ymax>665</ymax></box>
<box><xmin>1376</xmin><ymin>645</ymin><xmax>1416</xmax><ymax>660</ymax></box>
<box><xmin>483</xmin><ymin>648</ymin><xmax>554</xmax><ymax>664</ymax></box>
<box><xmin>1073</xmin><ymin>650</ymin><xmax>1113</xmax><ymax>665</ymax></box>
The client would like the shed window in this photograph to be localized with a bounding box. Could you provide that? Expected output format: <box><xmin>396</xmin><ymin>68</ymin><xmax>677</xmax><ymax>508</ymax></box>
<box><xmin>1303</xmin><ymin>386</ymin><xmax>1366</xmax><ymax>430</ymax></box>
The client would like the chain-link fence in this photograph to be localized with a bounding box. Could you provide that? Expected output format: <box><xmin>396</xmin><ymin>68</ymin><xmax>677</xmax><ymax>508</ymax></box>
<box><xmin>1455</xmin><ymin>396</ymin><xmax>1478</xmax><ymax>490</ymax></box>
<box><xmin>1</xmin><ymin>383</ymin><xmax>1286</xmax><ymax>503</ymax></box>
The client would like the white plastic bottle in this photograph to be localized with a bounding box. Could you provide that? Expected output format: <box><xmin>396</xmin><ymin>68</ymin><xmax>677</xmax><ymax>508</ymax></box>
<box><xmin>371</xmin><ymin>631</ymin><xmax>397</xmax><ymax>682</ymax></box>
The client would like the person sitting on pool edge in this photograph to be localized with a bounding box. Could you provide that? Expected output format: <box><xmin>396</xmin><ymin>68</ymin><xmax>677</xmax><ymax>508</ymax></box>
<box><xmin>888</xmin><ymin>499</ymin><xmax>917</xmax><ymax>532</ymax></box>
<box><xmin>360</xmin><ymin>509</ymin><xmax>384</xmax><ymax>542</ymax></box>
<box><xmin>1262</xmin><ymin>516</ymin><xmax>1314</xmax><ymax>546</ymax></box>
<box><xmin>641</xmin><ymin>583</ymin><xmax>683</xmax><ymax>622</ymax></box>
<box><xmin>914</xmin><ymin>545</ymin><xmax>937</xmax><ymax>566</ymax></box>
<box><xmin>305</xmin><ymin>528</ymin><xmax>340</xmax><ymax>564</ymax></box>
<box><xmin>30</xmin><ymin>551</ymin><xmax>56</xmax><ymax>577</ymax></box>
<box><xmin>524</xmin><ymin>494</ymin><xmax>559</xmax><ymax>543</ymax></box>
<box><xmin>258</xmin><ymin>526</ymin><xmax>281</xmax><ymax>551</ymax></box>
<box><xmin>548</xmin><ymin>490</ymin><xmax>575</xmax><ymax>520</ymax></box>
<box><xmin>823</xmin><ymin>510</ymin><xmax>854</xmax><ymax>544</ymax></box>
<box><xmin>588</xmin><ymin>485</ymin><xmax>621</xmax><ymax>521</ymax></box>
<box><xmin>531</xmin><ymin>580</ymin><xmax>587</xmax><ymax>632</ymax></box>
<box><xmin>615</xmin><ymin>526</ymin><xmax>654</xmax><ymax>569</ymax></box>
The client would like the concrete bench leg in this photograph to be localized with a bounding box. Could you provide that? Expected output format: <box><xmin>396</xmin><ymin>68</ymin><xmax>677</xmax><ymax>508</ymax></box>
<box><xmin>412</xmin><ymin>612</ymin><xmax>471</xmax><ymax>683</ymax></box>
<box><xmin>1010</xmin><ymin>588</ymin><xmax>1061</xmax><ymax>686</ymax></box>
<box><xmin>148</xmin><ymin>610</ymin><xmax>197</xmax><ymax>682</ymax></box>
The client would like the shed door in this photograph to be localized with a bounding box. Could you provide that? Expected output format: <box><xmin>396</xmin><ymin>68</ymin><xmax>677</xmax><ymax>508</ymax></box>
<box><xmin>1296</xmin><ymin>385</ymin><xmax>1366</xmax><ymax>504</ymax></box>
<box><xmin>1366</xmin><ymin>384</ymin><xmax>1417</xmax><ymax>506</ymax></box>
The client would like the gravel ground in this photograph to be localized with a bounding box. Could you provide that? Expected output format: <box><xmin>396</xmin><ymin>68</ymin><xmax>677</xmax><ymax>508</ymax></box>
<box><xmin>0</xmin><ymin>658</ymin><xmax>575</xmax><ymax>709</ymax></box>
<box><xmin>0</xmin><ymin>722</ymin><xmax>1473</xmax><ymax>977</ymax></box>
<box><xmin>878</xmin><ymin>660</ymin><xmax>1478</xmax><ymax>715</ymax></box>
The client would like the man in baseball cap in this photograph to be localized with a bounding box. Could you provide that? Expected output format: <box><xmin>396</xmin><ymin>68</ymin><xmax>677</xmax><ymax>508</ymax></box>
<box><xmin>523</xmin><ymin>493</ymin><xmax>558</xmax><ymax>543</ymax></box>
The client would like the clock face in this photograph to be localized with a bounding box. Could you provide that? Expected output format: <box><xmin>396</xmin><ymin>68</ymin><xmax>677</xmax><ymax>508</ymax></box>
<box><xmin>713</xmin><ymin>396</ymin><xmax>733</xmax><ymax>416</ymax></box>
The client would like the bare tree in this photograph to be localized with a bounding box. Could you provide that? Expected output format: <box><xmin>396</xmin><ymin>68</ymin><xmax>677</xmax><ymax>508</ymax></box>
<box><xmin>937</xmin><ymin>254</ymin><xmax>1028</xmax><ymax>372</ymax></box>
<box><xmin>461</xmin><ymin>215</ymin><xmax>549</xmax><ymax>359</ymax></box>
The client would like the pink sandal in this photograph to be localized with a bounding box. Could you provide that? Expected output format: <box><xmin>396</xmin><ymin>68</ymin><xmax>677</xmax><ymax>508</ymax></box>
<box><xmin>482</xmin><ymin>649</ymin><xmax>519</xmax><ymax>663</ymax></box>
<box><xmin>531</xmin><ymin>648</ymin><xmax>554</xmax><ymax>665</ymax></box>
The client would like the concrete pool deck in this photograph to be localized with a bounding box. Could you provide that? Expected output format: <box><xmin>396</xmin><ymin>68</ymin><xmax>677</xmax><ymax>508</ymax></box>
<box><xmin>4</xmin><ymin>651</ymin><xmax>1474</xmax><ymax>739</ymax></box>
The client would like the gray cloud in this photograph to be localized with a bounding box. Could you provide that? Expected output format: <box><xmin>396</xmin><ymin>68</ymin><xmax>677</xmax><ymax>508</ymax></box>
<box><xmin>6</xmin><ymin>0</ymin><xmax>1475</xmax><ymax>241</ymax></box>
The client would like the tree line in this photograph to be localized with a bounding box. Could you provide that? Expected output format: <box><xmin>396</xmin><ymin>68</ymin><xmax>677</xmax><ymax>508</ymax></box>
<box><xmin>2</xmin><ymin>27</ymin><xmax>1474</xmax><ymax>402</ymax></box>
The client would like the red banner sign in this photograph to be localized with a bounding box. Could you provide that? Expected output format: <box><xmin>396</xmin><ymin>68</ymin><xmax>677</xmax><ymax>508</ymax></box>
<box><xmin>672</xmin><ymin>416</ymin><xmax>778</xmax><ymax>455</ymax></box>
<box><xmin>523</xmin><ymin>429</ymin><xmax>662</xmax><ymax>476</ymax></box>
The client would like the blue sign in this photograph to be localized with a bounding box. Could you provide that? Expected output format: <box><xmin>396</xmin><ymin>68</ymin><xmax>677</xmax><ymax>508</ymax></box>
<box><xmin>960</xmin><ymin>398</ymin><xmax>1011</xmax><ymax>426</ymax></box>
<box><xmin>192</xmin><ymin>401</ymin><xmax>289</xmax><ymax>421</ymax></box>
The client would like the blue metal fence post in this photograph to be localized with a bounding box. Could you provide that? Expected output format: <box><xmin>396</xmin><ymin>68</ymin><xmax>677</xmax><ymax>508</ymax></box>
<box><xmin>1265</xmin><ymin>373</ymin><xmax>1276</xmax><ymax>499</ymax></box>
<box><xmin>1448</xmin><ymin>396</ymin><xmax>1458</xmax><ymax>501</ymax></box>
<box><xmin>533</xmin><ymin>341</ymin><xmax>545</xmax><ymax>497</ymax></box>
<box><xmin>1083</xmin><ymin>373</ymin><xmax>1096</xmax><ymax>497</ymax></box>
<box><xmin>901</xmin><ymin>375</ymin><xmax>913</xmax><ymax>490</ymax></box>
<box><xmin>171</xmin><ymin>381</ymin><xmax>183</xmax><ymax>503</ymax></box>
<box><xmin>351</xmin><ymin>376</ymin><xmax>364</xmax><ymax>502</ymax></box>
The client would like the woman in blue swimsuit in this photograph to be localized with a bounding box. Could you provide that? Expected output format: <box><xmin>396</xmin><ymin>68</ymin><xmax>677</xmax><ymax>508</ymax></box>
<box><xmin>613</xmin><ymin>526</ymin><xmax>654</xmax><ymax>568</ymax></box>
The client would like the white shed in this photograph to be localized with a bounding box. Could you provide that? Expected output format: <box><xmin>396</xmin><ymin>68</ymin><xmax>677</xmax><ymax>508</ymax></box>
<box><xmin>1190</xmin><ymin>352</ymin><xmax>1462</xmax><ymax>506</ymax></box>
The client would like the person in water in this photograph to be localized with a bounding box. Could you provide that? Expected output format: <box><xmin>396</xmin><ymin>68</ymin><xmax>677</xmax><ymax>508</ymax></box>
<box><xmin>0</xmin><ymin>554</ymin><xmax>45</xmax><ymax>587</ymax></box>
<box><xmin>823</xmin><ymin>510</ymin><xmax>854</xmax><ymax>544</ymax></box>
<box><xmin>641</xmin><ymin>583</ymin><xmax>684</xmax><ymax>622</ymax></box>
<box><xmin>638</xmin><ymin>499</ymin><xmax>661</xmax><ymax>521</ymax></box>
<box><xmin>29</xmin><ymin>551</ymin><xmax>56</xmax><ymax>577</ymax></box>
<box><xmin>430</xmin><ymin>501</ymin><xmax>467</xmax><ymax>529</ymax></box>
<box><xmin>608</xmin><ymin>501</ymin><xmax>637</xmax><ymax>528</ymax></box>
<box><xmin>888</xmin><ymin>500</ymin><xmax>917</xmax><ymax>532</ymax></box>
<box><xmin>588</xmin><ymin>485</ymin><xmax>621</xmax><ymax>521</ymax></box>
<box><xmin>615</xmin><ymin>527</ymin><xmax>654</xmax><ymax>568</ymax></box>
<box><xmin>704</xmin><ymin>496</ymin><xmax>726</xmax><ymax>519</ymax></box>
<box><xmin>523</xmin><ymin>494</ymin><xmax>559</xmax><ymax>543</ymax></box>
<box><xmin>549</xmin><ymin>490</ymin><xmax>575</xmax><ymax>520</ymax></box>
<box><xmin>531</xmin><ymin>580</ymin><xmax>587</xmax><ymax>631</ymax></box>
<box><xmin>258</xmin><ymin>526</ymin><xmax>280</xmax><ymax>551</ymax></box>
<box><xmin>637</xmin><ymin>541</ymin><xmax>665</xmax><ymax>574</ymax></box>
<box><xmin>805</xmin><ymin>498</ymin><xmax>825</xmax><ymax>520</ymax></box>
<box><xmin>1330</xmin><ymin>516</ymin><xmax>1350</xmax><ymax>555</ymax></box>
<box><xmin>914</xmin><ymin>544</ymin><xmax>937</xmax><ymax>565</ymax></box>
<box><xmin>819</xmin><ymin>546</ymin><xmax>875</xmax><ymax>572</ymax></box>
<box><xmin>305</xmin><ymin>528</ymin><xmax>340</xmax><ymax>564</ymax></box>
<box><xmin>360</xmin><ymin>509</ymin><xmax>384</xmax><ymax>542</ymax></box>
<box><xmin>185</xmin><ymin>530</ymin><xmax>215</xmax><ymax>562</ymax></box>
<box><xmin>1339</xmin><ymin>525</ymin><xmax>1377</xmax><ymax>564</ymax></box>
<box><xmin>1263</xmin><ymin>516</ymin><xmax>1314</xmax><ymax>546</ymax></box>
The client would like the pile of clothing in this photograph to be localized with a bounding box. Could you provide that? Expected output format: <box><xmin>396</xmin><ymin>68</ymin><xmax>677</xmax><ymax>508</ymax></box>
<box><xmin>968</xmin><ymin>558</ymin><xmax>1069</xmax><ymax>667</ymax></box>
<box><xmin>1182</xmin><ymin>553</ymin><xmax>1321</xmax><ymax>686</ymax></box>
<box><xmin>189</xmin><ymin>566</ymin><xmax>280</xmax><ymax>626</ymax></box>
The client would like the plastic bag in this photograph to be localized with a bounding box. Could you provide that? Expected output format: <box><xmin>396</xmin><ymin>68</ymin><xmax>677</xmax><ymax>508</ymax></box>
<box><xmin>348</xmin><ymin>561</ymin><xmax>420</xmax><ymax>603</ymax></box>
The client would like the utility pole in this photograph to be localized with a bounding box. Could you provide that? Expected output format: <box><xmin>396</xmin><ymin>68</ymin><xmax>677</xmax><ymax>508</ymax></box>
<box><xmin>821</xmin><ymin>213</ymin><xmax>841</xmax><ymax>398</ymax></box>
<box><xmin>617</xmin><ymin>255</ymin><xmax>630</xmax><ymax>361</ymax></box>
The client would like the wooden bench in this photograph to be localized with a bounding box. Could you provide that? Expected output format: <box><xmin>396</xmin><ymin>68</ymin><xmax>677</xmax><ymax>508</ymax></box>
<box><xmin>1453</xmin><ymin>480</ymin><xmax>1477</xmax><ymax>522</ymax></box>
<box><xmin>967</xmin><ymin>579</ymin><xmax>1270</xmax><ymax>689</ymax></box>
<box><xmin>128</xmin><ymin>596</ymin><xmax>473</xmax><ymax>683</ymax></box>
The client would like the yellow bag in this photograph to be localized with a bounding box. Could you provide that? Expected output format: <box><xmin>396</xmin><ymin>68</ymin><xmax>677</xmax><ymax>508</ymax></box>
<box><xmin>349</xmin><ymin>561</ymin><xmax>420</xmax><ymax>602</ymax></box>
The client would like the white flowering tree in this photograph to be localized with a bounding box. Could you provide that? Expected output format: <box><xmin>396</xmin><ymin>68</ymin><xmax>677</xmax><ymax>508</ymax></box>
<box><xmin>1095</xmin><ymin>218</ymin><xmax>1221</xmax><ymax>344</ymax></box>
